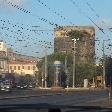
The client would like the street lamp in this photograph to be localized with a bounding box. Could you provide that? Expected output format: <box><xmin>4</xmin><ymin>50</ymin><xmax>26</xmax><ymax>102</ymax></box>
<box><xmin>44</xmin><ymin>46</ymin><xmax>48</xmax><ymax>88</ymax></box>
<box><xmin>41</xmin><ymin>71</ymin><xmax>44</xmax><ymax>88</ymax></box>
<box><xmin>72</xmin><ymin>38</ymin><xmax>79</xmax><ymax>88</ymax></box>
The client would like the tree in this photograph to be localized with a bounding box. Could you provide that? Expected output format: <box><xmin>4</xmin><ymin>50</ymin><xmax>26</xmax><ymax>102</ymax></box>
<box><xmin>59</xmin><ymin>69</ymin><xmax>67</xmax><ymax>87</ymax></box>
<box><xmin>66</xmin><ymin>30</ymin><xmax>95</xmax><ymax>86</ymax></box>
<box><xmin>105</xmin><ymin>56</ymin><xmax>112</xmax><ymax>86</ymax></box>
<box><xmin>37</xmin><ymin>52</ymin><xmax>72</xmax><ymax>87</ymax></box>
<box><xmin>37</xmin><ymin>52</ymin><xmax>95</xmax><ymax>87</ymax></box>
<box><xmin>76</xmin><ymin>62</ymin><xmax>95</xmax><ymax>86</ymax></box>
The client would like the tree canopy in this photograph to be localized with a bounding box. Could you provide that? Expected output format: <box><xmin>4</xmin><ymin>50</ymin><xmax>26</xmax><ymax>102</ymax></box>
<box><xmin>37</xmin><ymin>52</ymin><xmax>95</xmax><ymax>87</ymax></box>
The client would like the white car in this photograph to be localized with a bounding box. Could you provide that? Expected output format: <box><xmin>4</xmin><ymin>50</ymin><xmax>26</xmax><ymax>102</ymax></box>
<box><xmin>0</xmin><ymin>82</ymin><xmax>12</xmax><ymax>92</ymax></box>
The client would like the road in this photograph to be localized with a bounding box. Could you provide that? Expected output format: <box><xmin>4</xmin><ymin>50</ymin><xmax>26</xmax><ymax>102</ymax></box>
<box><xmin>0</xmin><ymin>89</ymin><xmax>111</xmax><ymax>107</ymax></box>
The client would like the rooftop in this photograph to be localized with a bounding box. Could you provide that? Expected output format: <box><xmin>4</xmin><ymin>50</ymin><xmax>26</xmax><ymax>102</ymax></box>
<box><xmin>8</xmin><ymin>60</ymin><xmax>37</xmax><ymax>65</ymax></box>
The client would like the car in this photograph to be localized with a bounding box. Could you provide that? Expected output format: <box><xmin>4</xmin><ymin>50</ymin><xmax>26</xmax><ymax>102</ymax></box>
<box><xmin>0</xmin><ymin>81</ymin><xmax>12</xmax><ymax>92</ymax></box>
<box><xmin>26</xmin><ymin>82</ymin><xmax>36</xmax><ymax>89</ymax></box>
<box><xmin>16</xmin><ymin>83</ymin><xmax>27</xmax><ymax>89</ymax></box>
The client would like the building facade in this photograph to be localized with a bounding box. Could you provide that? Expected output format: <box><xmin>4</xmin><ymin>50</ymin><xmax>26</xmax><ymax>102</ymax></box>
<box><xmin>9</xmin><ymin>61</ymin><xmax>38</xmax><ymax>76</ymax></box>
<box><xmin>0</xmin><ymin>40</ymin><xmax>8</xmax><ymax>73</ymax></box>
<box><xmin>0</xmin><ymin>40</ymin><xmax>39</xmax><ymax>76</ymax></box>
<box><xmin>54</xmin><ymin>26</ymin><xmax>95</xmax><ymax>63</ymax></box>
<box><xmin>7</xmin><ymin>48</ymin><xmax>38</xmax><ymax>62</ymax></box>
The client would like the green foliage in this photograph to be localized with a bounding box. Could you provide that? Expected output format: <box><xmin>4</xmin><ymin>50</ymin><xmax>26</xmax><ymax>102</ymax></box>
<box><xmin>47</xmin><ymin>52</ymin><xmax>65</xmax><ymax>63</ymax></box>
<box><xmin>105</xmin><ymin>56</ymin><xmax>112</xmax><ymax>86</ymax></box>
<box><xmin>68</xmin><ymin>62</ymin><xmax>95</xmax><ymax>87</ymax></box>
<box><xmin>37</xmin><ymin>52</ymin><xmax>95</xmax><ymax>87</ymax></box>
<box><xmin>76</xmin><ymin>62</ymin><xmax>95</xmax><ymax>86</ymax></box>
<box><xmin>67</xmin><ymin>30</ymin><xmax>84</xmax><ymax>40</ymax></box>
<box><xmin>37</xmin><ymin>52</ymin><xmax>72</xmax><ymax>87</ymax></box>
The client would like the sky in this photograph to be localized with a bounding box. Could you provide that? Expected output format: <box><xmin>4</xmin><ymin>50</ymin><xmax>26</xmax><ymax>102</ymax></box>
<box><xmin>0</xmin><ymin>0</ymin><xmax>112</xmax><ymax>59</ymax></box>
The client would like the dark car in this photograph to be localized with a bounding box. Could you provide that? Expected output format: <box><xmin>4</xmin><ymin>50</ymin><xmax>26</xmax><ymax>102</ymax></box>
<box><xmin>16</xmin><ymin>83</ymin><xmax>27</xmax><ymax>89</ymax></box>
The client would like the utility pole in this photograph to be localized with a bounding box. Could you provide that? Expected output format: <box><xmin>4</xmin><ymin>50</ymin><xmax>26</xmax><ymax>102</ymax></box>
<box><xmin>38</xmin><ymin>42</ymin><xmax>48</xmax><ymax>89</ymax></box>
<box><xmin>42</xmin><ymin>71</ymin><xmax>44</xmax><ymax>88</ymax></box>
<box><xmin>65</xmin><ymin>55</ymin><xmax>67</xmax><ymax>74</ymax></box>
<box><xmin>102</xmin><ymin>40</ymin><xmax>106</xmax><ymax>88</ymax></box>
<box><xmin>44</xmin><ymin>46</ymin><xmax>48</xmax><ymax>88</ymax></box>
<box><xmin>38</xmin><ymin>40</ymin><xmax>53</xmax><ymax>88</ymax></box>
<box><xmin>65</xmin><ymin>54</ymin><xmax>69</xmax><ymax>88</ymax></box>
<box><xmin>72</xmin><ymin>38</ymin><xmax>76</xmax><ymax>88</ymax></box>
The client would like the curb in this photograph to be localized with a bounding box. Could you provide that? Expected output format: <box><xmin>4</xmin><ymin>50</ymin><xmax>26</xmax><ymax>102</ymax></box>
<box><xmin>0</xmin><ymin>93</ymin><xmax>63</xmax><ymax>100</ymax></box>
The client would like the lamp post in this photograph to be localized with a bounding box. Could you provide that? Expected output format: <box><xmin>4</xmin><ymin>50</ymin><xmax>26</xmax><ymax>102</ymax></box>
<box><xmin>38</xmin><ymin>40</ymin><xmax>53</xmax><ymax>88</ymax></box>
<box><xmin>38</xmin><ymin>42</ymin><xmax>48</xmax><ymax>88</ymax></box>
<box><xmin>44</xmin><ymin>47</ymin><xmax>48</xmax><ymax>88</ymax></box>
<box><xmin>72</xmin><ymin>38</ymin><xmax>79</xmax><ymax>88</ymax></box>
<box><xmin>42</xmin><ymin>71</ymin><xmax>44</xmax><ymax>88</ymax></box>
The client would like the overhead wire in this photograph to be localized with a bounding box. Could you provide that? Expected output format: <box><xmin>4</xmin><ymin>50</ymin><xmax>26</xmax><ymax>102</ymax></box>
<box><xmin>36</xmin><ymin>0</ymin><xmax>73</xmax><ymax>25</ymax></box>
<box><xmin>0</xmin><ymin>19</ymin><xmax>37</xmax><ymax>55</ymax></box>
<box><xmin>70</xmin><ymin>0</ymin><xmax>105</xmax><ymax>34</ymax></box>
<box><xmin>70</xmin><ymin>0</ymin><xmax>112</xmax><ymax>59</ymax></box>
<box><xmin>6</xmin><ymin>0</ymin><xmax>57</xmax><ymax>27</ymax></box>
<box><xmin>86</xmin><ymin>1</ymin><xmax>112</xmax><ymax>35</ymax></box>
<box><xmin>85</xmin><ymin>1</ymin><xmax>112</xmax><ymax>56</ymax></box>
<box><xmin>2</xmin><ymin>2</ymin><xmax>53</xmax><ymax>56</ymax></box>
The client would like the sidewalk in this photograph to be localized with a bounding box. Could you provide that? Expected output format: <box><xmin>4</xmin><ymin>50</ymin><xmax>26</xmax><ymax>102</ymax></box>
<box><xmin>82</xmin><ymin>98</ymin><xmax>112</xmax><ymax>107</ymax></box>
<box><xmin>33</xmin><ymin>87</ymin><xmax>105</xmax><ymax>91</ymax></box>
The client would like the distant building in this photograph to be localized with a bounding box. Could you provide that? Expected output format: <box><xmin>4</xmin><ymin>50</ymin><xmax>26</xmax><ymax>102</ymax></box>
<box><xmin>7</xmin><ymin>48</ymin><xmax>38</xmax><ymax>62</ymax></box>
<box><xmin>54</xmin><ymin>26</ymin><xmax>95</xmax><ymax>63</ymax></box>
<box><xmin>7</xmin><ymin>48</ymin><xmax>14</xmax><ymax>61</ymax></box>
<box><xmin>0</xmin><ymin>40</ymin><xmax>38</xmax><ymax>74</ymax></box>
<box><xmin>0</xmin><ymin>40</ymin><xmax>8</xmax><ymax>73</ymax></box>
<box><xmin>0</xmin><ymin>51</ymin><xmax>8</xmax><ymax>72</ymax></box>
<box><xmin>0</xmin><ymin>40</ymin><xmax>7</xmax><ymax>52</ymax></box>
<box><xmin>9</xmin><ymin>60</ymin><xmax>38</xmax><ymax>76</ymax></box>
<box><xmin>12</xmin><ymin>53</ymin><xmax>38</xmax><ymax>62</ymax></box>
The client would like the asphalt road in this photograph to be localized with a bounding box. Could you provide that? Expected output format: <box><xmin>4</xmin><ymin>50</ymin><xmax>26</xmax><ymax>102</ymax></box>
<box><xmin>0</xmin><ymin>89</ymin><xmax>110</xmax><ymax>107</ymax></box>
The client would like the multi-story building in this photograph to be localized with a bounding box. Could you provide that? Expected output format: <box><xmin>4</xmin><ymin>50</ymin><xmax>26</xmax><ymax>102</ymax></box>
<box><xmin>9</xmin><ymin>60</ymin><xmax>38</xmax><ymax>76</ymax></box>
<box><xmin>54</xmin><ymin>26</ymin><xmax>95</xmax><ymax>63</ymax></box>
<box><xmin>12</xmin><ymin>53</ymin><xmax>38</xmax><ymax>62</ymax></box>
<box><xmin>0</xmin><ymin>40</ymin><xmax>8</xmax><ymax>73</ymax></box>
<box><xmin>0</xmin><ymin>40</ymin><xmax>38</xmax><ymax>75</ymax></box>
<box><xmin>7</xmin><ymin>48</ymin><xmax>14</xmax><ymax>61</ymax></box>
<box><xmin>7</xmin><ymin>48</ymin><xmax>38</xmax><ymax>62</ymax></box>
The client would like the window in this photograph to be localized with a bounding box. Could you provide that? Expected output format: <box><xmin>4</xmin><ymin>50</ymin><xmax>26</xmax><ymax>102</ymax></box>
<box><xmin>33</xmin><ymin>66</ymin><xmax>35</xmax><ymax>70</ymax></box>
<box><xmin>10</xmin><ymin>66</ymin><xmax>12</xmax><ymax>70</ymax></box>
<box><xmin>28</xmin><ymin>66</ymin><xmax>30</xmax><ymax>70</ymax></box>
<box><xmin>14</xmin><ymin>66</ymin><xmax>16</xmax><ymax>70</ymax></box>
<box><xmin>22</xmin><ymin>66</ymin><xmax>24</xmax><ymax>69</ymax></box>
<box><xmin>18</xmin><ymin>66</ymin><xmax>20</xmax><ymax>70</ymax></box>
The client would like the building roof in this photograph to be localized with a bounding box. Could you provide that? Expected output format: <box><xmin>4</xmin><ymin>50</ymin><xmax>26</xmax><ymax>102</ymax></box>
<box><xmin>54</xmin><ymin>25</ymin><xmax>95</xmax><ymax>30</ymax></box>
<box><xmin>9</xmin><ymin>60</ymin><xmax>37</xmax><ymax>65</ymax></box>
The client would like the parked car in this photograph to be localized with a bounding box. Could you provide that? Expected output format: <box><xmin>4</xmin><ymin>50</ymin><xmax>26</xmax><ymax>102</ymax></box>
<box><xmin>0</xmin><ymin>81</ymin><xmax>12</xmax><ymax>92</ymax></box>
<box><xmin>16</xmin><ymin>82</ymin><xmax>27</xmax><ymax>89</ymax></box>
<box><xmin>26</xmin><ymin>83</ymin><xmax>36</xmax><ymax>89</ymax></box>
